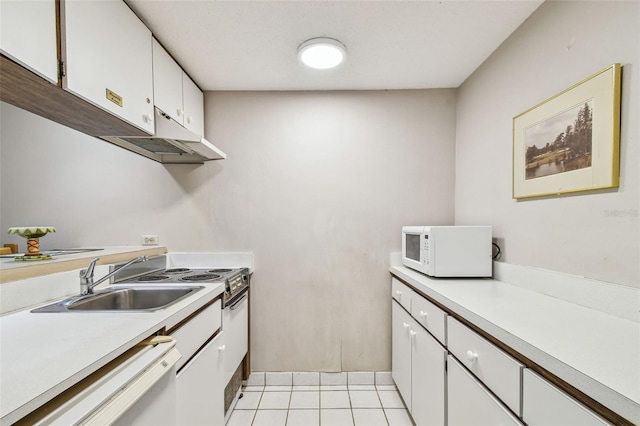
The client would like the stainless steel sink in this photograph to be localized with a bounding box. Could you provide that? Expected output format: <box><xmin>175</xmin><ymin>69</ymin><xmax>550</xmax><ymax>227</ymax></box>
<box><xmin>32</xmin><ymin>285</ymin><xmax>204</xmax><ymax>313</ymax></box>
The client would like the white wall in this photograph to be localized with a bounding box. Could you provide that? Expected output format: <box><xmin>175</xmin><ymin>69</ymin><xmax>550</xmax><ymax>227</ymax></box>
<box><xmin>1</xmin><ymin>89</ymin><xmax>457</xmax><ymax>371</ymax></box>
<box><xmin>203</xmin><ymin>90</ymin><xmax>456</xmax><ymax>371</ymax></box>
<box><xmin>0</xmin><ymin>102</ymin><xmax>208</xmax><ymax>249</ymax></box>
<box><xmin>455</xmin><ymin>0</ymin><xmax>639</xmax><ymax>287</ymax></box>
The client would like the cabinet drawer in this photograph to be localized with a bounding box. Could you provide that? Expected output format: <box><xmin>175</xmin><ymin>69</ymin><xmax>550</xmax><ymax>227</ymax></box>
<box><xmin>411</xmin><ymin>293</ymin><xmax>447</xmax><ymax>345</ymax></box>
<box><xmin>171</xmin><ymin>299</ymin><xmax>222</xmax><ymax>371</ymax></box>
<box><xmin>391</xmin><ymin>278</ymin><xmax>413</xmax><ymax>312</ymax></box>
<box><xmin>448</xmin><ymin>355</ymin><xmax>523</xmax><ymax>426</ymax></box>
<box><xmin>523</xmin><ymin>370</ymin><xmax>610</xmax><ymax>425</ymax></box>
<box><xmin>448</xmin><ymin>317</ymin><xmax>523</xmax><ymax>416</ymax></box>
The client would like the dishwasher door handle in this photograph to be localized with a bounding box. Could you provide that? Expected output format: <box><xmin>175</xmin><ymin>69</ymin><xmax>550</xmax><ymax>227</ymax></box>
<box><xmin>229</xmin><ymin>293</ymin><xmax>248</xmax><ymax>310</ymax></box>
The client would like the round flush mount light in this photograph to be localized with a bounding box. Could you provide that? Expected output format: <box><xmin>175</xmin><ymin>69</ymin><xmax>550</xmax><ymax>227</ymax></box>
<box><xmin>298</xmin><ymin>37</ymin><xmax>346</xmax><ymax>70</ymax></box>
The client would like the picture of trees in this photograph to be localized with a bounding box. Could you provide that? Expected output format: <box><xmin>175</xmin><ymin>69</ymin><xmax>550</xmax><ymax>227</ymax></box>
<box><xmin>524</xmin><ymin>100</ymin><xmax>593</xmax><ymax>180</ymax></box>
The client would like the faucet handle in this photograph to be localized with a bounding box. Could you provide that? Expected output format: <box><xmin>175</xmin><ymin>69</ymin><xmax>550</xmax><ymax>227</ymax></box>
<box><xmin>80</xmin><ymin>257</ymin><xmax>100</xmax><ymax>280</ymax></box>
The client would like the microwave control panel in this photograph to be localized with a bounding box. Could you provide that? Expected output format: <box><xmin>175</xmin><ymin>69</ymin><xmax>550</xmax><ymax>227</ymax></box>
<box><xmin>423</xmin><ymin>233</ymin><xmax>430</xmax><ymax>265</ymax></box>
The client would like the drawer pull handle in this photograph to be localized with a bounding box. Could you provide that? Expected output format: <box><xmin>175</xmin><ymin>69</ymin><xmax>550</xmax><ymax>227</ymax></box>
<box><xmin>219</xmin><ymin>344</ymin><xmax>226</xmax><ymax>352</ymax></box>
<box><xmin>419</xmin><ymin>310</ymin><xmax>427</xmax><ymax>318</ymax></box>
<box><xmin>396</xmin><ymin>290</ymin><xmax>402</xmax><ymax>296</ymax></box>
<box><xmin>403</xmin><ymin>322</ymin><xmax>411</xmax><ymax>329</ymax></box>
<box><xmin>409</xmin><ymin>330</ymin><xmax>417</xmax><ymax>337</ymax></box>
<box><xmin>466</xmin><ymin>350</ymin><xmax>478</xmax><ymax>362</ymax></box>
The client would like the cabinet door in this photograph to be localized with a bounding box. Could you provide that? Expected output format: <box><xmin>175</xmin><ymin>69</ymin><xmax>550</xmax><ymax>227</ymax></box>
<box><xmin>448</xmin><ymin>355</ymin><xmax>523</xmax><ymax>426</ymax></box>
<box><xmin>411</xmin><ymin>324</ymin><xmax>446</xmax><ymax>426</ymax></box>
<box><xmin>182</xmin><ymin>73</ymin><xmax>205</xmax><ymax>135</ymax></box>
<box><xmin>523</xmin><ymin>370</ymin><xmax>610</xmax><ymax>425</ymax></box>
<box><xmin>61</xmin><ymin>0</ymin><xmax>154</xmax><ymax>133</ymax></box>
<box><xmin>176</xmin><ymin>332</ymin><xmax>225</xmax><ymax>426</ymax></box>
<box><xmin>392</xmin><ymin>301</ymin><xmax>413</xmax><ymax>411</ymax></box>
<box><xmin>0</xmin><ymin>0</ymin><xmax>58</xmax><ymax>83</ymax></box>
<box><xmin>152</xmin><ymin>38</ymin><xmax>184</xmax><ymax>125</ymax></box>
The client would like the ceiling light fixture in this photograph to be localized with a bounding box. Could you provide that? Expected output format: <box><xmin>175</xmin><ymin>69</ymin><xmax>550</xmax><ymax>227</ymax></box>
<box><xmin>298</xmin><ymin>37</ymin><xmax>346</xmax><ymax>70</ymax></box>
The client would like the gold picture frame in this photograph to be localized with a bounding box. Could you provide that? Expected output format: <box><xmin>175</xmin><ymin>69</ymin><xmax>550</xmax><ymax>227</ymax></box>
<box><xmin>512</xmin><ymin>64</ymin><xmax>621</xmax><ymax>199</ymax></box>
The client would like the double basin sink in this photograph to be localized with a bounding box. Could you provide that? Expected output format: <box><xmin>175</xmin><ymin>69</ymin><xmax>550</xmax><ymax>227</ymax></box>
<box><xmin>33</xmin><ymin>285</ymin><xmax>204</xmax><ymax>313</ymax></box>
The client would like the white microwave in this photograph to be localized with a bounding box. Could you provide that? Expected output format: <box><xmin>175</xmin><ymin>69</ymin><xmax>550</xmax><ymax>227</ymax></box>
<box><xmin>402</xmin><ymin>225</ymin><xmax>492</xmax><ymax>277</ymax></box>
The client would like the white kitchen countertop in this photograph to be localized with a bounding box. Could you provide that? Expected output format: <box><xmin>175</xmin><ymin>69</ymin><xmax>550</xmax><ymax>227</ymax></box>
<box><xmin>390</xmin><ymin>265</ymin><xmax>640</xmax><ymax>424</ymax></box>
<box><xmin>0</xmin><ymin>250</ymin><xmax>246</xmax><ymax>424</ymax></box>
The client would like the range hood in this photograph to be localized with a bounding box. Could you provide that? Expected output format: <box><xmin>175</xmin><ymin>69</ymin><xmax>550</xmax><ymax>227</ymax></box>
<box><xmin>101</xmin><ymin>108</ymin><xmax>226</xmax><ymax>164</ymax></box>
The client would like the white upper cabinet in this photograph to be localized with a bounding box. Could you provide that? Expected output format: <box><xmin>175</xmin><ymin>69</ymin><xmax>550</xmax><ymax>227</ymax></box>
<box><xmin>152</xmin><ymin>38</ymin><xmax>183</xmax><ymax>124</ymax></box>
<box><xmin>182</xmin><ymin>73</ymin><xmax>205</xmax><ymax>135</ymax></box>
<box><xmin>152</xmin><ymin>38</ymin><xmax>205</xmax><ymax>135</ymax></box>
<box><xmin>61</xmin><ymin>0</ymin><xmax>154</xmax><ymax>134</ymax></box>
<box><xmin>0</xmin><ymin>0</ymin><xmax>58</xmax><ymax>83</ymax></box>
<box><xmin>392</xmin><ymin>298</ymin><xmax>446</xmax><ymax>425</ymax></box>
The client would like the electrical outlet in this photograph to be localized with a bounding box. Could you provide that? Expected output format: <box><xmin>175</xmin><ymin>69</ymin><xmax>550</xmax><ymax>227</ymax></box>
<box><xmin>142</xmin><ymin>234</ymin><xmax>159</xmax><ymax>246</ymax></box>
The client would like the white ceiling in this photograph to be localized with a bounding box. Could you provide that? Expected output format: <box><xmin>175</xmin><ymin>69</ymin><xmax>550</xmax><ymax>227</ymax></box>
<box><xmin>126</xmin><ymin>0</ymin><xmax>544</xmax><ymax>91</ymax></box>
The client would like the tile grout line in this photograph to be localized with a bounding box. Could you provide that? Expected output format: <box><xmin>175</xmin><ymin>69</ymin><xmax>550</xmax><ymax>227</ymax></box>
<box><xmin>375</xmin><ymin>386</ymin><xmax>391</xmax><ymax>426</ymax></box>
<box><xmin>347</xmin><ymin>387</ymin><xmax>355</xmax><ymax>426</ymax></box>
<box><xmin>284</xmin><ymin>389</ymin><xmax>292</xmax><ymax>426</ymax></box>
<box><xmin>250</xmin><ymin>389</ymin><xmax>262</xmax><ymax>426</ymax></box>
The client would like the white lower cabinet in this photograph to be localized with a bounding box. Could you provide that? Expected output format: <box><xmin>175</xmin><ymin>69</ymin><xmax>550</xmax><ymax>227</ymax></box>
<box><xmin>448</xmin><ymin>355</ymin><xmax>523</xmax><ymax>426</ymax></box>
<box><xmin>176</xmin><ymin>332</ymin><xmax>225</xmax><ymax>426</ymax></box>
<box><xmin>392</xmin><ymin>301</ymin><xmax>413</xmax><ymax>410</ymax></box>
<box><xmin>390</xmin><ymin>276</ymin><xmax>622</xmax><ymax>425</ymax></box>
<box><xmin>411</xmin><ymin>319</ymin><xmax>447</xmax><ymax>426</ymax></box>
<box><xmin>392</xmin><ymin>301</ymin><xmax>446</xmax><ymax>425</ymax></box>
<box><xmin>522</xmin><ymin>369</ymin><xmax>610</xmax><ymax>425</ymax></box>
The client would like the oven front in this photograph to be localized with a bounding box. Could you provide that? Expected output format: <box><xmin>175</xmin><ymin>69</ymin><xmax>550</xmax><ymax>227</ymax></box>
<box><xmin>223</xmin><ymin>283</ymin><xmax>249</xmax><ymax>418</ymax></box>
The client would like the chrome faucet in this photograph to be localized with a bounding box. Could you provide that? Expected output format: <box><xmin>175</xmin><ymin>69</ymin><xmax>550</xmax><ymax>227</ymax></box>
<box><xmin>79</xmin><ymin>256</ymin><xmax>148</xmax><ymax>295</ymax></box>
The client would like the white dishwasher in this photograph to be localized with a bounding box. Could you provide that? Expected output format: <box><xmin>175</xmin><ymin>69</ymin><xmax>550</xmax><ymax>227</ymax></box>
<box><xmin>21</xmin><ymin>339</ymin><xmax>180</xmax><ymax>425</ymax></box>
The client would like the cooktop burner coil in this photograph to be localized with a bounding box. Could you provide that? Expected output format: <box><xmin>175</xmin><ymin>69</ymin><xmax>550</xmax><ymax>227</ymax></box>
<box><xmin>136</xmin><ymin>275</ymin><xmax>170</xmax><ymax>282</ymax></box>
<box><xmin>208</xmin><ymin>268</ymin><xmax>233</xmax><ymax>274</ymax></box>
<box><xmin>180</xmin><ymin>273</ymin><xmax>223</xmax><ymax>282</ymax></box>
<box><xmin>165</xmin><ymin>268</ymin><xmax>192</xmax><ymax>274</ymax></box>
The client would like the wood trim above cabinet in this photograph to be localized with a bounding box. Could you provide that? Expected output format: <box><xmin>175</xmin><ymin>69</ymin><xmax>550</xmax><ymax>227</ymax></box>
<box><xmin>0</xmin><ymin>54</ymin><xmax>149</xmax><ymax>138</ymax></box>
<box><xmin>0</xmin><ymin>247</ymin><xmax>168</xmax><ymax>284</ymax></box>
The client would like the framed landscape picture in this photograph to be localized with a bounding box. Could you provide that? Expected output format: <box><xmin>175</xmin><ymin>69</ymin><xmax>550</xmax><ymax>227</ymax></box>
<box><xmin>512</xmin><ymin>64</ymin><xmax>621</xmax><ymax>199</ymax></box>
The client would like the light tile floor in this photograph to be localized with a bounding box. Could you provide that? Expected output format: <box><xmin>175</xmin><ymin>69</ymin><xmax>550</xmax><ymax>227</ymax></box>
<box><xmin>226</xmin><ymin>384</ymin><xmax>413</xmax><ymax>426</ymax></box>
